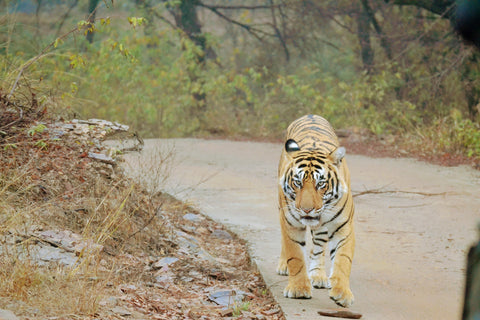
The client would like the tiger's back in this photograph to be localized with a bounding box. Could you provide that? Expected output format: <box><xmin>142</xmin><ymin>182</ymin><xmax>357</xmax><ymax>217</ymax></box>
<box><xmin>286</xmin><ymin>114</ymin><xmax>339</xmax><ymax>153</ymax></box>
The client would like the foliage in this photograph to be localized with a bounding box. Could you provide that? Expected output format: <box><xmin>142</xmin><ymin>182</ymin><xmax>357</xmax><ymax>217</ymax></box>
<box><xmin>1</xmin><ymin>0</ymin><xmax>480</xmax><ymax>161</ymax></box>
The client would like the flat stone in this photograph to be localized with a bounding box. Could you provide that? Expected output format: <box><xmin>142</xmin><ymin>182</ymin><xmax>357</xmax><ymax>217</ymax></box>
<box><xmin>183</xmin><ymin>213</ymin><xmax>204</xmax><ymax>222</ymax></box>
<box><xmin>26</xmin><ymin>245</ymin><xmax>78</xmax><ymax>267</ymax></box>
<box><xmin>0</xmin><ymin>309</ymin><xmax>19</xmax><ymax>320</ymax></box>
<box><xmin>88</xmin><ymin>152</ymin><xmax>115</xmax><ymax>165</ymax></box>
<box><xmin>208</xmin><ymin>290</ymin><xmax>249</xmax><ymax>307</ymax></box>
<box><xmin>36</xmin><ymin>229</ymin><xmax>103</xmax><ymax>255</ymax></box>
<box><xmin>211</xmin><ymin>229</ymin><xmax>232</xmax><ymax>240</ymax></box>
<box><xmin>153</xmin><ymin>257</ymin><xmax>178</xmax><ymax>270</ymax></box>
<box><xmin>111</xmin><ymin>306</ymin><xmax>132</xmax><ymax>316</ymax></box>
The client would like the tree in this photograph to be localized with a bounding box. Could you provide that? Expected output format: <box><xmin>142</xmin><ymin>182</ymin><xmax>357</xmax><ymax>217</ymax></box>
<box><xmin>86</xmin><ymin>0</ymin><xmax>100</xmax><ymax>43</ymax></box>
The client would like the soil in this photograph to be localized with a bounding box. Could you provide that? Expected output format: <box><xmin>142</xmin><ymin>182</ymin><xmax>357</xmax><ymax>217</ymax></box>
<box><xmin>0</xmin><ymin>96</ymin><xmax>283</xmax><ymax>319</ymax></box>
<box><xmin>123</xmin><ymin>138</ymin><xmax>480</xmax><ymax>320</ymax></box>
<box><xmin>2</xmin><ymin>92</ymin><xmax>478</xmax><ymax>319</ymax></box>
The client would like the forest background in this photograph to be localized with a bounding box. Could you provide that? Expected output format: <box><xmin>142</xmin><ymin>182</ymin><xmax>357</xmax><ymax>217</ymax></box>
<box><xmin>2</xmin><ymin>0</ymin><xmax>480</xmax><ymax>162</ymax></box>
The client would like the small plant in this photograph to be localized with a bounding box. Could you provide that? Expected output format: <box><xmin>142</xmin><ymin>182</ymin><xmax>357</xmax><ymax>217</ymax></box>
<box><xmin>34</xmin><ymin>140</ymin><xmax>48</xmax><ymax>150</ymax></box>
<box><xmin>232</xmin><ymin>301</ymin><xmax>250</xmax><ymax>317</ymax></box>
<box><xmin>27</xmin><ymin>124</ymin><xmax>46</xmax><ymax>136</ymax></box>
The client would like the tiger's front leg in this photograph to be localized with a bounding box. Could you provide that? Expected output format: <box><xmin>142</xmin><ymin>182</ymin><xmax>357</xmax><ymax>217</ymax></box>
<box><xmin>309</xmin><ymin>227</ymin><xmax>330</xmax><ymax>289</ymax></box>
<box><xmin>328</xmin><ymin>225</ymin><xmax>355</xmax><ymax>307</ymax></box>
<box><xmin>277</xmin><ymin>213</ymin><xmax>312</xmax><ymax>299</ymax></box>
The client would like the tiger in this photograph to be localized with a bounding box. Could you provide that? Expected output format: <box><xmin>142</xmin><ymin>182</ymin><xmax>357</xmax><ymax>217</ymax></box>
<box><xmin>276</xmin><ymin>114</ymin><xmax>355</xmax><ymax>307</ymax></box>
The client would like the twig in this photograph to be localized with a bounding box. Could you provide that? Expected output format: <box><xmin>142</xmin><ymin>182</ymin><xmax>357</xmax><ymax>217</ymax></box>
<box><xmin>126</xmin><ymin>203</ymin><xmax>164</xmax><ymax>241</ymax></box>
<box><xmin>353</xmin><ymin>188</ymin><xmax>447</xmax><ymax>198</ymax></box>
<box><xmin>197</xmin><ymin>3</ymin><xmax>274</xmax><ymax>41</ymax></box>
<box><xmin>55</xmin><ymin>0</ymin><xmax>80</xmax><ymax>39</ymax></box>
<box><xmin>8</xmin><ymin>27</ymin><xmax>79</xmax><ymax>99</ymax></box>
<box><xmin>8</xmin><ymin>8</ymin><xmax>104</xmax><ymax>98</ymax></box>
<box><xmin>198</xmin><ymin>3</ymin><xmax>280</xmax><ymax>10</ymax></box>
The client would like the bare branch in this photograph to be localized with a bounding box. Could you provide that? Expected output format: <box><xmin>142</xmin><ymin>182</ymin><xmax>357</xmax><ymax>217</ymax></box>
<box><xmin>8</xmin><ymin>25</ymin><xmax>81</xmax><ymax>98</ymax></box>
<box><xmin>198</xmin><ymin>3</ymin><xmax>272</xmax><ymax>41</ymax></box>
<box><xmin>387</xmin><ymin>0</ymin><xmax>455</xmax><ymax>18</ymax></box>
<box><xmin>55</xmin><ymin>0</ymin><xmax>79</xmax><ymax>39</ymax></box>
<box><xmin>268</xmin><ymin>0</ymin><xmax>289</xmax><ymax>61</ymax></box>
<box><xmin>198</xmin><ymin>3</ymin><xmax>279</xmax><ymax>10</ymax></box>
<box><xmin>353</xmin><ymin>188</ymin><xmax>447</xmax><ymax>198</ymax></box>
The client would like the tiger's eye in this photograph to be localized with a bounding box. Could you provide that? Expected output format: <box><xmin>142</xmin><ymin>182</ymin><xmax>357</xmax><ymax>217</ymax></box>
<box><xmin>317</xmin><ymin>181</ymin><xmax>326</xmax><ymax>189</ymax></box>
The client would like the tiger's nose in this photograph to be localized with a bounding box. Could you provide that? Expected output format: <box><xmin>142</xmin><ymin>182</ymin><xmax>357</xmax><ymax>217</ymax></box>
<box><xmin>303</xmin><ymin>207</ymin><xmax>314</xmax><ymax>214</ymax></box>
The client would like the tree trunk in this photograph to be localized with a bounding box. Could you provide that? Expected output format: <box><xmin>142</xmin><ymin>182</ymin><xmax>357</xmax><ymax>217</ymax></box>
<box><xmin>362</xmin><ymin>0</ymin><xmax>393</xmax><ymax>61</ymax></box>
<box><xmin>461</xmin><ymin>51</ymin><xmax>480</xmax><ymax>120</ymax></box>
<box><xmin>86</xmin><ymin>0</ymin><xmax>99</xmax><ymax>43</ymax></box>
<box><xmin>356</xmin><ymin>3</ymin><xmax>374</xmax><ymax>72</ymax></box>
<box><xmin>169</xmin><ymin>0</ymin><xmax>209</xmax><ymax>125</ymax></box>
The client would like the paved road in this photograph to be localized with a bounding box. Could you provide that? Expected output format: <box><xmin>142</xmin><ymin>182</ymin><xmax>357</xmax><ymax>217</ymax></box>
<box><xmin>121</xmin><ymin>138</ymin><xmax>480</xmax><ymax>320</ymax></box>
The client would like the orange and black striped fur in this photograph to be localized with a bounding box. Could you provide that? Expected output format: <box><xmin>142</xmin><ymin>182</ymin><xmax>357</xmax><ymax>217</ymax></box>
<box><xmin>277</xmin><ymin>114</ymin><xmax>355</xmax><ymax>307</ymax></box>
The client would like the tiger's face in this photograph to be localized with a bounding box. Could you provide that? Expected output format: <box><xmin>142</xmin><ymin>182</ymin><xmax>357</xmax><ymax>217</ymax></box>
<box><xmin>280</xmin><ymin>139</ymin><xmax>346</xmax><ymax>227</ymax></box>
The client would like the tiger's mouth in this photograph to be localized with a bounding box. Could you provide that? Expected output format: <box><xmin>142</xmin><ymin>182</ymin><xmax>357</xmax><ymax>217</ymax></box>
<box><xmin>299</xmin><ymin>215</ymin><xmax>321</xmax><ymax>226</ymax></box>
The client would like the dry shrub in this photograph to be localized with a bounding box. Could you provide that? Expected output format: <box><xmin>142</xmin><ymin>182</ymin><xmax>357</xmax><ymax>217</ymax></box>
<box><xmin>0</xmin><ymin>91</ymin><xmax>176</xmax><ymax>317</ymax></box>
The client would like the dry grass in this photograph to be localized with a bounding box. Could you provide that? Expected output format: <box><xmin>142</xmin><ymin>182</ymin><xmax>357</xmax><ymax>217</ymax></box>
<box><xmin>0</xmin><ymin>92</ymin><xmax>170</xmax><ymax>317</ymax></box>
<box><xmin>0</xmin><ymin>92</ymin><xmax>284</xmax><ymax>319</ymax></box>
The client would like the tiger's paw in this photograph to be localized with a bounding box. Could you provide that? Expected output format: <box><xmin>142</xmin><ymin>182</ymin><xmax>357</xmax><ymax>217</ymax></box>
<box><xmin>276</xmin><ymin>260</ymin><xmax>289</xmax><ymax>276</ymax></box>
<box><xmin>309</xmin><ymin>269</ymin><xmax>330</xmax><ymax>289</ymax></box>
<box><xmin>283</xmin><ymin>280</ymin><xmax>312</xmax><ymax>299</ymax></box>
<box><xmin>329</xmin><ymin>284</ymin><xmax>354</xmax><ymax>307</ymax></box>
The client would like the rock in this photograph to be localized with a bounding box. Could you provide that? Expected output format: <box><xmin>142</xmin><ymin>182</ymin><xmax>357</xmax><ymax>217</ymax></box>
<box><xmin>183</xmin><ymin>213</ymin><xmax>204</xmax><ymax>222</ymax></box>
<box><xmin>111</xmin><ymin>306</ymin><xmax>132</xmax><ymax>317</ymax></box>
<box><xmin>99</xmin><ymin>297</ymin><xmax>118</xmax><ymax>308</ymax></box>
<box><xmin>155</xmin><ymin>273</ymin><xmax>174</xmax><ymax>286</ymax></box>
<box><xmin>208</xmin><ymin>290</ymin><xmax>249</xmax><ymax>307</ymax></box>
<box><xmin>176</xmin><ymin>231</ymin><xmax>199</xmax><ymax>249</ymax></box>
<box><xmin>120</xmin><ymin>284</ymin><xmax>137</xmax><ymax>293</ymax></box>
<box><xmin>211</xmin><ymin>229</ymin><xmax>233</xmax><ymax>240</ymax></box>
<box><xmin>28</xmin><ymin>244</ymin><xmax>78</xmax><ymax>267</ymax></box>
<box><xmin>88</xmin><ymin>152</ymin><xmax>115</xmax><ymax>165</ymax></box>
<box><xmin>36</xmin><ymin>229</ymin><xmax>103</xmax><ymax>255</ymax></box>
<box><xmin>220</xmin><ymin>308</ymin><xmax>234</xmax><ymax>317</ymax></box>
<box><xmin>196</xmin><ymin>226</ymin><xmax>210</xmax><ymax>235</ymax></box>
<box><xmin>0</xmin><ymin>309</ymin><xmax>19</xmax><ymax>320</ymax></box>
<box><xmin>152</xmin><ymin>257</ymin><xmax>179</xmax><ymax>270</ymax></box>
<box><xmin>261</xmin><ymin>308</ymin><xmax>281</xmax><ymax>316</ymax></box>
<box><xmin>84</xmin><ymin>119</ymin><xmax>129</xmax><ymax>132</ymax></box>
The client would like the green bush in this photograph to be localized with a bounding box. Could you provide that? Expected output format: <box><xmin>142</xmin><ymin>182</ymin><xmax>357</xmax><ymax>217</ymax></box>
<box><xmin>2</xmin><ymin>4</ymin><xmax>479</xmax><ymax>161</ymax></box>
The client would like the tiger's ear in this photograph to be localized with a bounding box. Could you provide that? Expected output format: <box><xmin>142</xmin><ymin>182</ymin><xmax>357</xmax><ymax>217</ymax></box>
<box><xmin>285</xmin><ymin>139</ymin><xmax>300</xmax><ymax>153</ymax></box>
<box><xmin>329</xmin><ymin>146</ymin><xmax>346</xmax><ymax>165</ymax></box>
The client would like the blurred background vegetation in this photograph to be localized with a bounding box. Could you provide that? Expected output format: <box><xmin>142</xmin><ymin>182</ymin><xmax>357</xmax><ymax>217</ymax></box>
<box><xmin>1</xmin><ymin>0</ymin><xmax>479</xmax><ymax>160</ymax></box>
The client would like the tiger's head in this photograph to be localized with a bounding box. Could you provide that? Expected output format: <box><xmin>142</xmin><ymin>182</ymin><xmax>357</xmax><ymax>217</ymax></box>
<box><xmin>280</xmin><ymin>139</ymin><xmax>347</xmax><ymax>227</ymax></box>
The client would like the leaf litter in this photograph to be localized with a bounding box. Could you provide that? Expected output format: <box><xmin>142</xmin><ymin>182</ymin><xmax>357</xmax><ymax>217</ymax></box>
<box><xmin>0</xmin><ymin>92</ymin><xmax>284</xmax><ymax>319</ymax></box>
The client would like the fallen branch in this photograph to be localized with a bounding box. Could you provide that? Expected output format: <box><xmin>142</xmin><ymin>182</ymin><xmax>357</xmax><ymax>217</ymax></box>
<box><xmin>353</xmin><ymin>188</ymin><xmax>447</xmax><ymax>198</ymax></box>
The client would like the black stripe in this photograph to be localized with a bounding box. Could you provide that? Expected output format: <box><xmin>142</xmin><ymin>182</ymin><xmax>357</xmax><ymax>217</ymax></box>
<box><xmin>288</xmin><ymin>235</ymin><xmax>306</xmax><ymax>246</ymax></box>
<box><xmin>309</xmin><ymin>267</ymin><xmax>323</xmax><ymax>272</ymax></box>
<box><xmin>300</xmin><ymin>126</ymin><xmax>332</xmax><ymax>136</ymax></box>
<box><xmin>312</xmin><ymin>250</ymin><xmax>324</xmax><ymax>257</ymax></box>
<box><xmin>339</xmin><ymin>253</ymin><xmax>353</xmax><ymax>264</ymax></box>
<box><xmin>286</xmin><ymin>202</ymin><xmax>303</xmax><ymax>226</ymax></box>
<box><xmin>330</xmin><ymin>229</ymin><xmax>353</xmax><ymax>259</ymax></box>
<box><xmin>312</xmin><ymin>238</ymin><xmax>327</xmax><ymax>245</ymax></box>
<box><xmin>319</xmin><ymin>140</ymin><xmax>337</xmax><ymax>148</ymax></box>
<box><xmin>322</xmin><ymin>194</ymin><xmax>349</xmax><ymax>226</ymax></box>
<box><xmin>328</xmin><ymin>217</ymin><xmax>350</xmax><ymax>240</ymax></box>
